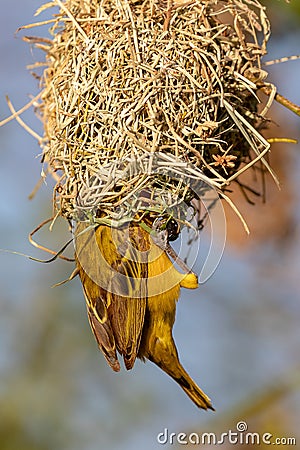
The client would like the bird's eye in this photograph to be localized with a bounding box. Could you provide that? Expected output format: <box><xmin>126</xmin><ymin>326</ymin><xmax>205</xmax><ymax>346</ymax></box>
<box><xmin>166</xmin><ymin>218</ymin><xmax>180</xmax><ymax>242</ymax></box>
<box><xmin>152</xmin><ymin>215</ymin><xmax>180</xmax><ymax>243</ymax></box>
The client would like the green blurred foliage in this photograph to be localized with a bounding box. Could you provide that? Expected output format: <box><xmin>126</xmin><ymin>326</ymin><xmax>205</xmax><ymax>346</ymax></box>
<box><xmin>262</xmin><ymin>0</ymin><xmax>300</xmax><ymax>30</ymax></box>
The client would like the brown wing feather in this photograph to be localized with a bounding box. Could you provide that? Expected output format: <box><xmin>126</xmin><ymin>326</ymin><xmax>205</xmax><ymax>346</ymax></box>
<box><xmin>105</xmin><ymin>223</ymin><xmax>148</xmax><ymax>369</ymax></box>
<box><xmin>86</xmin><ymin>300</ymin><xmax>120</xmax><ymax>372</ymax></box>
<box><xmin>75</xmin><ymin>222</ymin><xmax>147</xmax><ymax>371</ymax></box>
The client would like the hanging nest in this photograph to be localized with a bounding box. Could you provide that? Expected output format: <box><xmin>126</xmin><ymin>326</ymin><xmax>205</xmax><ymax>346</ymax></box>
<box><xmin>23</xmin><ymin>0</ymin><xmax>280</xmax><ymax>228</ymax></box>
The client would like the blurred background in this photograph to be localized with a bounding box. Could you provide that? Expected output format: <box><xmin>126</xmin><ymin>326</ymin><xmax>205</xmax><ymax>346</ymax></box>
<box><xmin>0</xmin><ymin>1</ymin><xmax>299</xmax><ymax>449</ymax></box>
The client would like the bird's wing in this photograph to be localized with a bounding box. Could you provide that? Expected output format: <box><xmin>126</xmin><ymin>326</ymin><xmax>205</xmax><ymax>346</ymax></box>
<box><xmin>105</xmin><ymin>223</ymin><xmax>148</xmax><ymax>370</ymax></box>
<box><xmin>75</xmin><ymin>222</ymin><xmax>147</xmax><ymax>371</ymax></box>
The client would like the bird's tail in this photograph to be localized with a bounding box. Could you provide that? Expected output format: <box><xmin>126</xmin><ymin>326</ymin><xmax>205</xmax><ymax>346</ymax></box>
<box><xmin>153</xmin><ymin>355</ymin><xmax>215</xmax><ymax>410</ymax></box>
<box><xmin>174</xmin><ymin>368</ymin><xmax>215</xmax><ymax>410</ymax></box>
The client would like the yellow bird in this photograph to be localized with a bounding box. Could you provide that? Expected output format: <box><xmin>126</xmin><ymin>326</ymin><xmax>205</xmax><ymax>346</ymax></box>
<box><xmin>75</xmin><ymin>217</ymin><xmax>214</xmax><ymax>410</ymax></box>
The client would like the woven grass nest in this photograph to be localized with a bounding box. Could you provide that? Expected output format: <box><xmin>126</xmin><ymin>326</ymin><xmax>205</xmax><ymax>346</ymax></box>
<box><xmin>25</xmin><ymin>0</ymin><xmax>280</xmax><ymax>229</ymax></box>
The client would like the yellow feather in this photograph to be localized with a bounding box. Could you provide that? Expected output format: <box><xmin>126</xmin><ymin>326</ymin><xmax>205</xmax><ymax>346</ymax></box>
<box><xmin>75</xmin><ymin>220</ymin><xmax>213</xmax><ymax>410</ymax></box>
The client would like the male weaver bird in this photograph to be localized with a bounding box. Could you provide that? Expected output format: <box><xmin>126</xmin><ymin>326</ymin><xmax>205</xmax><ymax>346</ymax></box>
<box><xmin>75</xmin><ymin>217</ymin><xmax>214</xmax><ymax>410</ymax></box>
